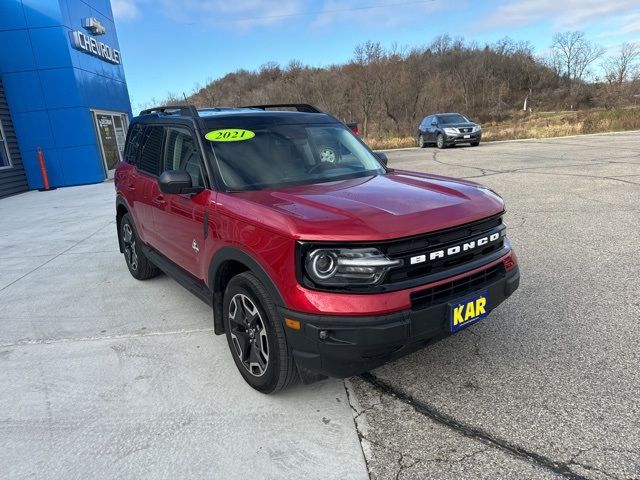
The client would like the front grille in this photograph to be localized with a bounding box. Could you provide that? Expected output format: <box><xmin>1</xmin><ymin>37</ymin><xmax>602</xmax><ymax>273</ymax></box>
<box><xmin>382</xmin><ymin>214</ymin><xmax>505</xmax><ymax>284</ymax></box>
<box><xmin>459</xmin><ymin>127</ymin><xmax>473</xmax><ymax>133</ymax></box>
<box><xmin>410</xmin><ymin>264</ymin><xmax>504</xmax><ymax>310</ymax></box>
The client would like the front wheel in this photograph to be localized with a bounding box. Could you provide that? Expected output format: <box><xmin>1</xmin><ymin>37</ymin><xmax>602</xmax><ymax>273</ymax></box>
<box><xmin>471</xmin><ymin>141</ymin><xmax>480</xmax><ymax>147</ymax></box>
<box><xmin>436</xmin><ymin>133</ymin><xmax>446</xmax><ymax>149</ymax></box>
<box><xmin>418</xmin><ymin>134</ymin><xmax>426</xmax><ymax>148</ymax></box>
<box><xmin>223</xmin><ymin>272</ymin><xmax>298</xmax><ymax>393</ymax></box>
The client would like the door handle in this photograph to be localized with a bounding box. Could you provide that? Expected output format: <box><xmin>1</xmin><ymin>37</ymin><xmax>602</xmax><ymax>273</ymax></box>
<box><xmin>153</xmin><ymin>195</ymin><xmax>166</xmax><ymax>207</ymax></box>
<box><xmin>126</xmin><ymin>183</ymin><xmax>136</xmax><ymax>191</ymax></box>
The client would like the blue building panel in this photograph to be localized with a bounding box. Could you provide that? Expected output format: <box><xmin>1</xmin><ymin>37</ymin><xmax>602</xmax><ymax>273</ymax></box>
<box><xmin>21</xmin><ymin>147</ymin><xmax>64</xmax><ymax>189</ymax></box>
<box><xmin>58</xmin><ymin>143</ymin><xmax>105</xmax><ymax>185</ymax></box>
<box><xmin>10</xmin><ymin>110</ymin><xmax>56</xmax><ymax>151</ymax></box>
<box><xmin>0</xmin><ymin>0</ymin><xmax>132</xmax><ymax>191</ymax></box>
<box><xmin>0</xmin><ymin>30</ymin><xmax>37</xmax><ymax>73</ymax></box>
<box><xmin>0</xmin><ymin>1</ymin><xmax>27</xmax><ymax>31</ymax></box>
<box><xmin>30</xmin><ymin>26</ymin><xmax>74</xmax><ymax>70</ymax></box>
<box><xmin>39</xmin><ymin>68</ymin><xmax>84</xmax><ymax>109</ymax></box>
<box><xmin>1</xmin><ymin>71</ymin><xmax>46</xmax><ymax>113</ymax></box>
<box><xmin>21</xmin><ymin>0</ymin><xmax>65</xmax><ymax>28</ymax></box>
<box><xmin>48</xmin><ymin>107</ymin><xmax>96</xmax><ymax>148</ymax></box>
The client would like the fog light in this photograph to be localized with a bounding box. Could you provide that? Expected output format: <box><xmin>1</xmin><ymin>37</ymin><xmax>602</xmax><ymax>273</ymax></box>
<box><xmin>319</xmin><ymin>330</ymin><xmax>329</xmax><ymax>340</ymax></box>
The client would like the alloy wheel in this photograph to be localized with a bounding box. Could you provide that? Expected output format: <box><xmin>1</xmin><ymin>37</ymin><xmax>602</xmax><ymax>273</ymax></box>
<box><xmin>122</xmin><ymin>223</ymin><xmax>138</xmax><ymax>271</ymax></box>
<box><xmin>228</xmin><ymin>293</ymin><xmax>270</xmax><ymax>377</ymax></box>
<box><xmin>418</xmin><ymin>135</ymin><xmax>425</xmax><ymax>148</ymax></box>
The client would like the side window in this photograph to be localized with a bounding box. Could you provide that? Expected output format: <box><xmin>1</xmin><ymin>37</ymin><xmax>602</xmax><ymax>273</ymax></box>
<box><xmin>124</xmin><ymin>124</ymin><xmax>143</xmax><ymax>165</ymax></box>
<box><xmin>138</xmin><ymin>126</ymin><xmax>164</xmax><ymax>176</ymax></box>
<box><xmin>162</xmin><ymin>127</ymin><xmax>204</xmax><ymax>188</ymax></box>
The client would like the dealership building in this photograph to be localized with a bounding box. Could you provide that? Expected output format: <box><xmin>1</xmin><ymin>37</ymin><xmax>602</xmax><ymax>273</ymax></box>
<box><xmin>0</xmin><ymin>0</ymin><xmax>131</xmax><ymax>198</ymax></box>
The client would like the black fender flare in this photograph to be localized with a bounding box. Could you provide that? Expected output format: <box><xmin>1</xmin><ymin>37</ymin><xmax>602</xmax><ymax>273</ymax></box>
<box><xmin>115</xmin><ymin>195</ymin><xmax>131</xmax><ymax>253</ymax></box>
<box><xmin>208</xmin><ymin>246</ymin><xmax>285</xmax><ymax>335</ymax></box>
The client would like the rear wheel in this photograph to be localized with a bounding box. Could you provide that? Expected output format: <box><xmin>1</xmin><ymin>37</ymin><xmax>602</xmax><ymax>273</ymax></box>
<box><xmin>436</xmin><ymin>133</ymin><xmax>446</xmax><ymax>149</ymax></box>
<box><xmin>120</xmin><ymin>214</ymin><xmax>160</xmax><ymax>280</ymax></box>
<box><xmin>223</xmin><ymin>272</ymin><xmax>298</xmax><ymax>393</ymax></box>
<box><xmin>418</xmin><ymin>134</ymin><xmax>426</xmax><ymax>148</ymax></box>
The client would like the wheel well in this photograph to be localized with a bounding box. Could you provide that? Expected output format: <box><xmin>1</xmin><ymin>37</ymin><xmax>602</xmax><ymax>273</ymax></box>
<box><xmin>212</xmin><ymin>260</ymin><xmax>250</xmax><ymax>335</ymax></box>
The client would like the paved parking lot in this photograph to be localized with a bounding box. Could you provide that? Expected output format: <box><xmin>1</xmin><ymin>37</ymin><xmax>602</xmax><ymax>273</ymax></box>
<box><xmin>0</xmin><ymin>184</ymin><xmax>367</xmax><ymax>480</ymax></box>
<box><xmin>355</xmin><ymin>131</ymin><xmax>640</xmax><ymax>479</ymax></box>
<box><xmin>1</xmin><ymin>131</ymin><xmax>639</xmax><ymax>480</ymax></box>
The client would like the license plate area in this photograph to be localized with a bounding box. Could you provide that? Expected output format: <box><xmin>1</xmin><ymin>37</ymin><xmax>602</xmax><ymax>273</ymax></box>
<box><xmin>463</xmin><ymin>134</ymin><xmax>471</xmax><ymax>139</ymax></box>
<box><xmin>449</xmin><ymin>291</ymin><xmax>488</xmax><ymax>333</ymax></box>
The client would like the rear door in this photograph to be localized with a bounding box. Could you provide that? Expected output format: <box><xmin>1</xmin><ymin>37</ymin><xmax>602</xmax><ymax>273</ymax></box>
<box><xmin>152</xmin><ymin>125</ymin><xmax>213</xmax><ymax>278</ymax></box>
<box><xmin>133</xmin><ymin>125</ymin><xmax>164</xmax><ymax>246</ymax></box>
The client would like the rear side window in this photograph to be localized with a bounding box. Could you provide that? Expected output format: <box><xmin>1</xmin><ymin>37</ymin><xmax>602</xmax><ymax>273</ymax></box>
<box><xmin>162</xmin><ymin>127</ymin><xmax>204</xmax><ymax>188</ymax></box>
<box><xmin>138</xmin><ymin>126</ymin><xmax>164</xmax><ymax>176</ymax></box>
<box><xmin>124</xmin><ymin>124</ymin><xmax>143</xmax><ymax>165</ymax></box>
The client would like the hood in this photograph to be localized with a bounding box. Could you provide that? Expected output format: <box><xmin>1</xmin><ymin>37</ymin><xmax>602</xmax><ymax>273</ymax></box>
<box><xmin>218</xmin><ymin>171</ymin><xmax>504</xmax><ymax>242</ymax></box>
<box><xmin>444</xmin><ymin>122</ymin><xmax>478</xmax><ymax>129</ymax></box>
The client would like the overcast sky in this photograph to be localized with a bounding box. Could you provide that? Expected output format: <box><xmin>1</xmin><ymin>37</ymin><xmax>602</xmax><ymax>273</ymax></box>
<box><xmin>111</xmin><ymin>0</ymin><xmax>640</xmax><ymax>112</ymax></box>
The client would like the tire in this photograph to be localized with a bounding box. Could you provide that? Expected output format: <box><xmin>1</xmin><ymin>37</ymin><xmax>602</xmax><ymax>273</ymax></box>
<box><xmin>120</xmin><ymin>213</ymin><xmax>160</xmax><ymax>280</ymax></box>
<box><xmin>436</xmin><ymin>133</ymin><xmax>446</xmax><ymax>149</ymax></box>
<box><xmin>471</xmin><ymin>141</ymin><xmax>480</xmax><ymax>147</ymax></box>
<box><xmin>223</xmin><ymin>272</ymin><xmax>298</xmax><ymax>393</ymax></box>
<box><xmin>418</xmin><ymin>134</ymin><xmax>426</xmax><ymax>148</ymax></box>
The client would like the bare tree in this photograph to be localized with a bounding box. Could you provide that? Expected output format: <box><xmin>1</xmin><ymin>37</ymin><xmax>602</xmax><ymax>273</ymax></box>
<box><xmin>603</xmin><ymin>42</ymin><xmax>640</xmax><ymax>85</ymax></box>
<box><xmin>550</xmin><ymin>31</ymin><xmax>605</xmax><ymax>85</ymax></box>
<box><xmin>352</xmin><ymin>41</ymin><xmax>384</xmax><ymax>137</ymax></box>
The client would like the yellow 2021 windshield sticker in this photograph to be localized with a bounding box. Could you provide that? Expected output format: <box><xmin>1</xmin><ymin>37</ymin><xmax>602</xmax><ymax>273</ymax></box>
<box><xmin>205</xmin><ymin>129</ymin><xmax>255</xmax><ymax>142</ymax></box>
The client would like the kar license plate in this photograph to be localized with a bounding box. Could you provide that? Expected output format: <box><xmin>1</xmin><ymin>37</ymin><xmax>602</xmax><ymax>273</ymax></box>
<box><xmin>449</xmin><ymin>291</ymin><xmax>488</xmax><ymax>333</ymax></box>
<box><xmin>463</xmin><ymin>134</ymin><xmax>471</xmax><ymax>139</ymax></box>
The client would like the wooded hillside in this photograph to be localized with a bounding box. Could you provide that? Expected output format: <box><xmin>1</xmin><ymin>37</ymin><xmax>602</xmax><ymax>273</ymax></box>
<box><xmin>176</xmin><ymin>34</ymin><xmax>639</xmax><ymax>138</ymax></box>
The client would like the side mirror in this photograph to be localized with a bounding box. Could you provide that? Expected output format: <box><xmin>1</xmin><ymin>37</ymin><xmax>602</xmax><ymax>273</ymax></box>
<box><xmin>374</xmin><ymin>151</ymin><xmax>388</xmax><ymax>167</ymax></box>
<box><xmin>158</xmin><ymin>170</ymin><xmax>203</xmax><ymax>195</ymax></box>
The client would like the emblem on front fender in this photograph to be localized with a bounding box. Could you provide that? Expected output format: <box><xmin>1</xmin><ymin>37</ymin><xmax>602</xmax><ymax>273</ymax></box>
<box><xmin>192</xmin><ymin>240</ymin><xmax>200</xmax><ymax>253</ymax></box>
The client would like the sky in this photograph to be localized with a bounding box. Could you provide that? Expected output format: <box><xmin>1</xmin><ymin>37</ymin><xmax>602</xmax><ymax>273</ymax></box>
<box><xmin>111</xmin><ymin>0</ymin><xmax>640</xmax><ymax>112</ymax></box>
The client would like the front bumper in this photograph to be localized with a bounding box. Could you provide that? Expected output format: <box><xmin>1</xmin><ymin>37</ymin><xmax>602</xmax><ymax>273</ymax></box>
<box><xmin>445</xmin><ymin>132</ymin><xmax>481</xmax><ymax>144</ymax></box>
<box><xmin>280</xmin><ymin>265</ymin><xmax>519</xmax><ymax>378</ymax></box>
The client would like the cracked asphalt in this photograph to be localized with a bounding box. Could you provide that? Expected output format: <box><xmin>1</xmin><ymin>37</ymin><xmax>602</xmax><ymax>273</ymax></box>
<box><xmin>350</xmin><ymin>131</ymin><xmax>640</xmax><ymax>480</ymax></box>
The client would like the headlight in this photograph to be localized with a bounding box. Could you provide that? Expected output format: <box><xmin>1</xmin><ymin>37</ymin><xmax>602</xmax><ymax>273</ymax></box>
<box><xmin>305</xmin><ymin>247</ymin><xmax>401</xmax><ymax>286</ymax></box>
<box><xmin>443</xmin><ymin>127</ymin><xmax>458</xmax><ymax>135</ymax></box>
<box><xmin>473</xmin><ymin>125</ymin><xmax>482</xmax><ymax>133</ymax></box>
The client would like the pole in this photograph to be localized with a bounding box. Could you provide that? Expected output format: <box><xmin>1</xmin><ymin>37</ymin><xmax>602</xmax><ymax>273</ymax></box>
<box><xmin>37</xmin><ymin>147</ymin><xmax>51</xmax><ymax>191</ymax></box>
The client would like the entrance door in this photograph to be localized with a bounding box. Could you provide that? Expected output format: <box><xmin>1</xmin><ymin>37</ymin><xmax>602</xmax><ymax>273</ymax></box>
<box><xmin>92</xmin><ymin>110</ymin><xmax>129</xmax><ymax>178</ymax></box>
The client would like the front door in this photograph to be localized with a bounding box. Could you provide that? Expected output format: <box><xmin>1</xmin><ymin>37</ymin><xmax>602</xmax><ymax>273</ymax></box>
<box><xmin>92</xmin><ymin>110</ymin><xmax>129</xmax><ymax>178</ymax></box>
<box><xmin>152</xmin><ymin>126</ymin><xmax>211</xmax><ymax>278</ymax></box>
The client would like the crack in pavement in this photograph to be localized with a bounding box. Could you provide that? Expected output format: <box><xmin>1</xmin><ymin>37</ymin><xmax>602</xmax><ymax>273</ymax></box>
<box><xmin>360</xmin><ymin>372</ymin><xmax>593</xmax><ymax>480</ymax></box>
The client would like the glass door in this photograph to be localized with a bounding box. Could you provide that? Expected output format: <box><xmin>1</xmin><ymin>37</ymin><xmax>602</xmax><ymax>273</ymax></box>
<box><xmin>92</xmin><ymin>110</ymin><xmax>129</xmax><ymax>178</ymax></box>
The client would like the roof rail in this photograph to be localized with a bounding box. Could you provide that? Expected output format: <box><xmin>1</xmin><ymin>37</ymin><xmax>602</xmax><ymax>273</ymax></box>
<box><xmin>241</xmin><ymin>104</ymin><xmax>323</xmax><ymax>114</ymax></box>
<box><xmin>139</xmin><ymin>105</ymin><xmax>199</xmax><ymax>117</ymax></box>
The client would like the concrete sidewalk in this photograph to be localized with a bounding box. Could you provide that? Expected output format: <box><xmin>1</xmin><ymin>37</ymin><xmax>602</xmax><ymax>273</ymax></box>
<box><xmin>0</xmin><ymin>184</ymin><xmax>368</xmax><ymax>480</ymax></box>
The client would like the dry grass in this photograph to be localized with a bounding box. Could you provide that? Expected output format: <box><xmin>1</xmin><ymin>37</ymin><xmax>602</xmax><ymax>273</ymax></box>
<box><xmin>365</xmin><ymin>108</ymin><xmax>640</xmax><ymax>149</ymax></box>
<box><xmin>365</xmin><ymin>136</ymin><xmax>416</xmax><ymax>150</ymax></box>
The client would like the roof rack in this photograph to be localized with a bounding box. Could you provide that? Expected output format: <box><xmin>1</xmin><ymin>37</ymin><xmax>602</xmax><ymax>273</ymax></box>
<box><xmin>241</xmin><ymin>104</ymin><xmax>323</xmax><ymax>113</ymax></box>
<box><xmin>139</xmin><ymin>105</ymin><xmax>200</xmax><ymax>117</ymax></box>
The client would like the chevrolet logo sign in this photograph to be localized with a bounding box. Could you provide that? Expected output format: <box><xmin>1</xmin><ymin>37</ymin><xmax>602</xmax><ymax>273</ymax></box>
<box><xmin>410</xmin><ymin>230</ymin><xmax>505</xmax><ymax>265</ymax></box>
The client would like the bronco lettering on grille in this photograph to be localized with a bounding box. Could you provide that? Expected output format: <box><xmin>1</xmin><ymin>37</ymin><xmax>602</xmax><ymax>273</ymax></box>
<box><xmin>410</xmin><ymin>231</ymin><xmax>503</xmax><ymax>265</ymax></box>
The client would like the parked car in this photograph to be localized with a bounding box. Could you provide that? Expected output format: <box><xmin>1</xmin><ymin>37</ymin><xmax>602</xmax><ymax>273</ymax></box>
<box><xmin>115</xmin><ymin>103</ymin><xmax>518</xmax><ymax>393</ymax></box>
<box><xmin>418</xmin><ymin>113</ymin><xmax>482</xmax><ymax>149</ymax></box>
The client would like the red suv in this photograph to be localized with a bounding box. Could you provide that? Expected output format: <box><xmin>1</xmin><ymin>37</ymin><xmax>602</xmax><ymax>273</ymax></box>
<box><xmin>115</xmin><ymin>104</ymin><xmax>520</xmax><ymax>393</ymax></box>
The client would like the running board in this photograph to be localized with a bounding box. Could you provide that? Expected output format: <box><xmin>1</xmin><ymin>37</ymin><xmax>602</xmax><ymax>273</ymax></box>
<box><xmin>141</xmin><ymin>244</ymin><xmax>213</xmax><ymax>306</ymax></box>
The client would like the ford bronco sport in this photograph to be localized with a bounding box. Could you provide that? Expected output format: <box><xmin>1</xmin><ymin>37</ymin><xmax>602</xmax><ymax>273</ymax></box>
<box><xmin>115</xmin><ymin>104</ymin><xmax>519</xmax><ymax>393</ymax></box>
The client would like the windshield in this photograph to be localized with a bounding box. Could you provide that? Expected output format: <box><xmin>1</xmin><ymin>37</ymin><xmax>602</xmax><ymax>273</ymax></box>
<box><xmin>208</xmin><ymin>124</ymin><xmax>385</xmax><ymax>191</ymax></box>
<box><xmin>437</xmin><ymin>114</ymin><xmax>469</xmax><ymax>124</ymax></box>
